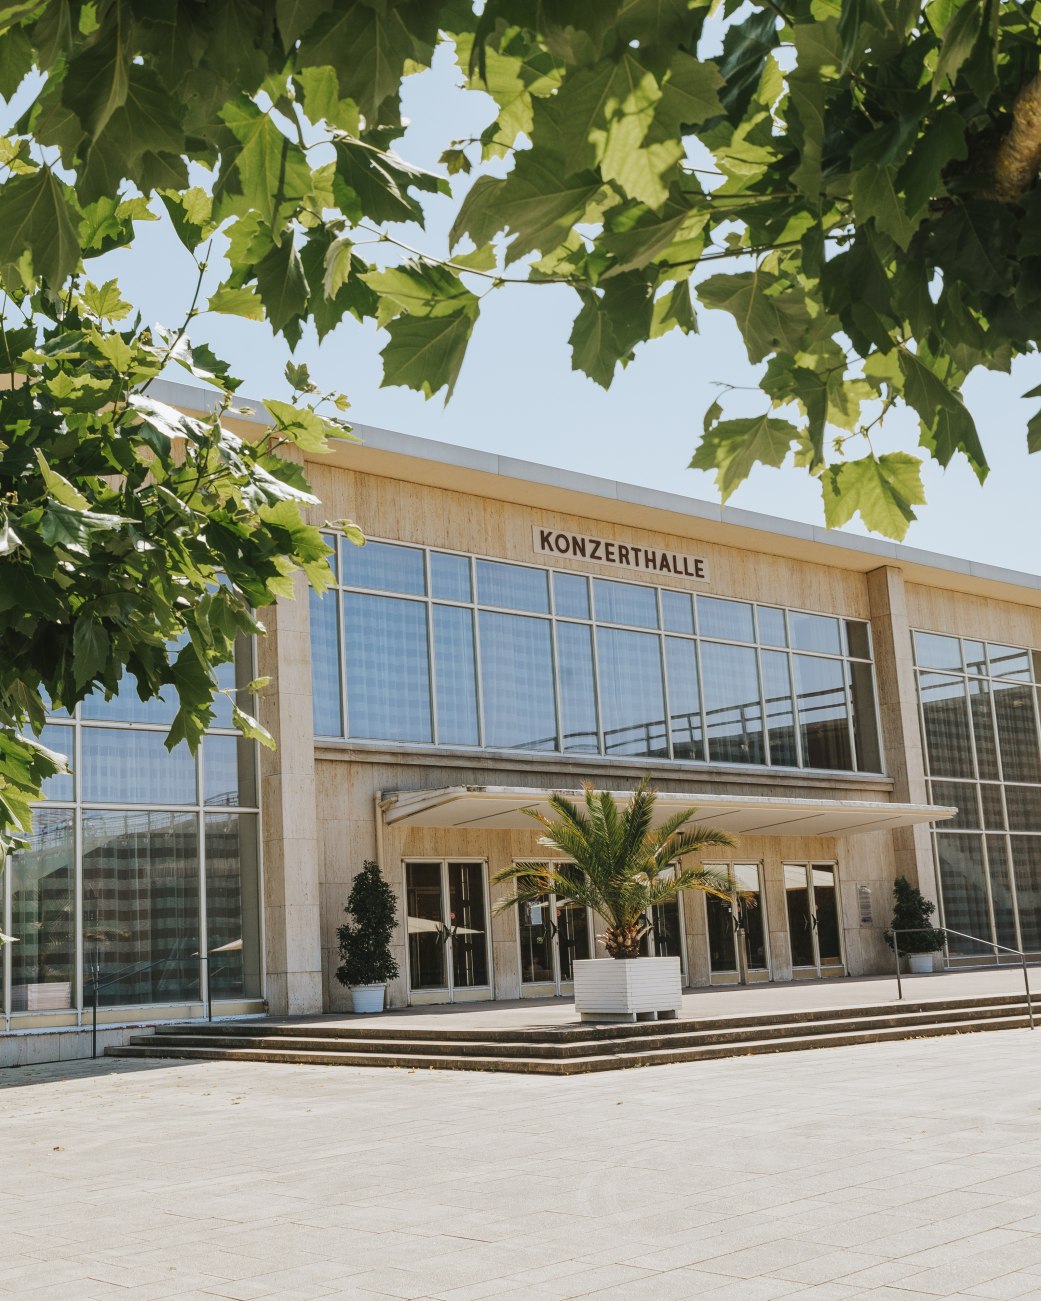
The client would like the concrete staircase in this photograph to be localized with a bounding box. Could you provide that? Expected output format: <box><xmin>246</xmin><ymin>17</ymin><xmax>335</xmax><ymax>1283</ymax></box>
<box><xmin>105</xmin><ymin>991</ymin><xmax>1036</xmax><ymax>1075</ymax></box>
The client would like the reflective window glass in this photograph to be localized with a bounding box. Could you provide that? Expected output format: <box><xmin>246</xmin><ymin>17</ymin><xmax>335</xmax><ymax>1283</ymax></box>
<box><xmin>343</xmin><ymin>540</ymin><xmax>425</xmax><ymax>595</ymax></box>
<box><xmin>1003</xmin><ymin>784</ymin><xmax>1041</xmax><ymax>833</ymax></box>
<box><xmin>309</xmin><ymin>589</ymin><xmax>342</xmax><ymax>737</ymax></box>
<box><xmin>915</xmin><ymin>632</ymin><xmax>962</xmax><ymax>670</ymax></box>
<box><xmin>478</xmin><ymin>612</ymin><xmax>556</xmax><ymax>750</ymax></box>
<box><xmin>430</xmin><ymin>552</ymin><xmax>471</xmax><ymax>602</ymax></box>
<box><xmin>661</xmin><ymin>590</ymin><xmax>694</xmax><ymax>635</ymax></box>
<box><xmin>989</xmin><ymin>643</ymin><xmax>1032</xmax><ymax>680</ymax></box>
<box><xmin>980</xmin><ymin>784</ymin><xmax>1005</xmax><ymax>830</ymax></box>
<box><xmin>700</xmin><ymin>641</ymin><xmax>764</xmax><ymax>765</ymax></box>
<box><xmin>9</xmin><ymin>809</ymin><xmax>75</xmax><ymax>1012</ymax></box>
<box><xmin>761</xmin><ymin>650</ymin><xmax>798</xmax><ymax>768</ymax></box>
<box><xmin>968</xmin><ymin>678</ymin><xmax>999</xmax><ymax>781</ymax></box>
<box><xmin>344</xmin><ymin>594</ymin><xmax>431</xmax><ymax>743</ymax></box>
<box><xmin>734</xmin><ymin>863</ymin><xmax>767</xmax><ymax>969</ymax></box>
<box><xmin>593</xmin><ymin>579</ymin><xmax>658</xmax><ymax>628</ymax></box>
<box><xmin>81</xmin><ymin>809</ymin><xmax>201</xmax><ymax>1005</ymax></box>
<box><xmin>81</xmin><ymin>675</ymin><xmax>178</xmax><ymax>725</ymax></box>
<box><xmin>930</xmin><ymin>780</ymin><xmax>980</xmax><ymax>829</ymax></box>
<box><xmin>1010</xmin><ymin>836</ymin><xmax>1041</xmax><ymax>953</ymax></box>
<box><xmin>919</xmin><ymin>672</ymin><xmax>975</xmax><ymax>779</ymax></box>
<box><xmin>665</xmin><ymin>637</ymin><xmax>703</xmax><ymax>761</ymax></box>
<box><xmin>984</xmin><ymin>835</ymin><xmax>1020</xmax><ymax>951</ymax></box>
<box><xmin>697</xmin><ymin>597</ymin><xmax>754</xmax><ymax>643</ymax></box>
<box><xmin>553</xmin><ymin>572</ymin><xmax>589</xmax><ymax>620</ymax></box>
<box><xmin>849</xmin><ymin>661</ymin><xmax>882</xmax><ymax>772</ymax></box>
<box><xmin>790</xmin><ymin>612</ymin><xmax>843</xmax><ymax>655</ymax></box>
<box><xmin>81</xmin><ymin>729</ymin><xmax>197</xmax><ymax>805</ymax></box>
<box><xmin>964</xmin><ymin>640</ymin><xmax>987</xmax><ymax>675</ymax></box>
<box><xmin>556</xmin><ymin>621</ymin><xmax>599</xmax><ymax>753</ymax></box>
<box><xmin>596</xmin><ymin>628</ymin><xmax>667</xmax><ymax>758</ymax></box>
<box><xmin>476</xmin><ymin>560</ymin><xmax>549</xmax><ymax>613</ymax></box>
<box><xmin>845</xmin><ymin>620</ymin><xmax>871</xmax><ymax>660</ymax></box>
<box><xmin>934</xmin><ymin>833</ymin><xmax>992</xmax><ymax>956</ymax></box>
<box><xmin>793</xmin><ymin>655</ymin><xmax>852</xmax><ymax>770</ymax></box>
<box><xmin>757</xmin><ymin>606</ymin><xmax>787</xmax><ymax>647</ymax></box>
<box><xmin>37</xmin><ymin>724</ymin><xmax>74</xmax><ymax>801</ymax></box>
<box><xmin>210</xmin><ymin>655</ymin><xmax>238</xmax><ymax>730</ymax></box>
<box><xmin>320</xmin><ymin>531</ymin><xmax>337</xmax><ymax>580</ymax></box>
<box><xmin>205</xmin><ymin>812</ymin><xmax>262</xmax><ymax>998</ymax></box>
<box><xmin>433</xmin><ymin>605</ymin><xmax>479</xmax><ymax>746</ymax></box>
<box><xmin>992</xmin><ymin>678</ymin><xmax>1041</xmax><ymax>783</ymax></box>
<box><xmin>204</xmin><ymin>735</ymin><xmax>257</xmax><ymax>808</ymax></box>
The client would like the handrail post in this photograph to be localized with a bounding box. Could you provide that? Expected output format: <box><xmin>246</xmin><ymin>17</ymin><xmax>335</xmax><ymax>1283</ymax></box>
<box><xmin>1022</xmin><ymin>952</ymin><xmax>1035</xmax><ymax>1030</ymax></box>
<box><xmin>894</xmin><ymin>930</ymin><xmax>902</xmax><ymax>1001</ymax></box>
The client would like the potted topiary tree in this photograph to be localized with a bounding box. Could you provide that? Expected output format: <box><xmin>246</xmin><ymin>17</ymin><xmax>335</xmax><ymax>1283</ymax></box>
<box><xmin>493</xmin><ymin>778</ymin><xmax>739</xmax><ymax>1022</ymax></box>
<box><xmin>883</xmin><ymin>876</ymin><xmax>946</xmax><ymax>973</ymax></box>
<box><xmin>336</xmin><ymin>860</ymin><xmax>399</xmax><ymax>1013</ymax></box>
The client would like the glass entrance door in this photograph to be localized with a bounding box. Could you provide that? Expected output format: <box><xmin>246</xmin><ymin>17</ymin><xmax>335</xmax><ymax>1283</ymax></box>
<box><xmin>705</xmin><ymin>863</ymin><xmax>770</xmax><ymax>983</ymax></box>
<box><xmin>519</xmin><ymin>889</ymin><xmax>593</xmax><ymax>995</ymax></box>
<box><xmin>640</xmin><ymin>898</ymin><xmax>688</xmax><ymax>983</ymax></box>
<box><xmin>784</xmin><ymin>862</ymin><xmax>844</xmax><ymax>978</ymax></box>
<box><xmin>405</xmin><ymin>861</ymin><xmax>491</xmax><ymax>1003</ymax></box>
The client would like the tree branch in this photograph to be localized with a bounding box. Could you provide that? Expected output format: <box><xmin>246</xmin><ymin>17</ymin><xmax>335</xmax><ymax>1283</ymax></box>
<box><xmin>993</xmin><ymin>71</ymin><xmax>1041</xmax><ymax>202</ymax></box>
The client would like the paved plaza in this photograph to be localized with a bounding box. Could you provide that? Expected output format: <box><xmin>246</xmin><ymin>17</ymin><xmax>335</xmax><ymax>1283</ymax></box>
<box><xmin>4</xmin><ymin>1030</ymin><xmax>1041</xmax><ymax>1300</ymax></box>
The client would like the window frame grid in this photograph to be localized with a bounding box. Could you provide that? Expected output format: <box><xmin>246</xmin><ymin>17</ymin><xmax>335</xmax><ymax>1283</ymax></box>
<box><xmin>322</xmin><ymin>534</ymin><xmax>884</xmax><ymax>776</ymax></box>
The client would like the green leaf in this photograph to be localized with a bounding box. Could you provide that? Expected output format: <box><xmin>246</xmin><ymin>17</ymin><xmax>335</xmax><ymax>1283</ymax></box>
<box><xmin>254</xmin><ymin>236</ymin><xmax>309</xmax><ymax>335</ymax></box>
<box><xmin>276</xmin><ymin>0</ymin><xmax>332</xmax><ymax>47</ymax></box>
<box><xmin>650</xmin><ymin>280</ymin><xmax>697</xmax><ymax>337</ymax></box>
<box><xmin>698</xmin><ymin>270</ymin><xmax>813</xmax><ymax>363</ymax></box>
<box><xmin>264</xmin><ymin>398</ymin><xmax>335</xmax><ymax>453</ymax></box>
<box><xmin>72</xmin><ymin>618</ymin><xmax>110</xmax><ymax>688</ymax></box>
<box><xmin>690</xmin><ymin>413</ymin><xmax>800</xmax><ymax>500</ymax></box>
<box><xmin>380</xmin><ymin>310</ymin><xmax>477</xmax><ymax>400</ymax></box>
<box><xmin>231</xmin><ymin>702</ymin><xmax>275</xmax><ymax>749</ymax></box>
<box><xmin>0</xmin><ymin>167</ymin><xmax>80</xmax><ymax>287</ymax></box>
<box><xmin>822</xmin><ymin>453</ymin><xmax>925</xmax><ymax>539</ymax></box>
<box><xmin>931</xmin><ymin>0</ymin><xmax>984</xmax><ymax>91</ymax></box>
<box><xmin>79</xmin><ymin>277</ymin><xmax>130</xmax><ymax>319</ymax></box>
<box><xmin>62</xmin><ymin>5</ymin><xmax>131</xmax><ymax>139</ymax></box>
<box><xmin>207</xmin><ymin>284</ymin><xmax>264</xmax><ymax>319</ymax></box>
<box><xmin>897</xmin><ymin>349</ymin><xmax>987</xmax><ymax>481</ymax></box>
<box><xmin>850</xmin><ymin>162</ymin><xmax>920</xmax><ymax>250</ymax></box>
<box><xmin>361</xmin><ymin>259</ymin><xmax>477</xmax><ymax>328</ymax></box>
<box><xmin>35</xmin><ymin>448</ymin><xmax>90</xmax><ymax>510</ymax></box>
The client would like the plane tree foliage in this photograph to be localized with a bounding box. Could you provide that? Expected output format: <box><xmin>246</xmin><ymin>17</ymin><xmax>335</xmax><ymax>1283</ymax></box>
<box><xmin>1</xmin><ymin>0</ymin><xmax>1041</xmax><ymax>852</ymax></box>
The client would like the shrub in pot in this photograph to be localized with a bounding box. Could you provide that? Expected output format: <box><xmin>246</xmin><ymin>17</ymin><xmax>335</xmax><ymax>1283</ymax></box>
<box><xmin>493</xmin><ymin>778</ymin><xmax>740</xmax><ymax>1021</ymax></box>
<box><xmin>336</xmin><ymin>860</ymin><xmax>399</xmax><ymax>1013</ymax></box>
<box><xmin>883</xmin><ymin>876</ymin><xmax>946</xmax><ymax>973</ymax></box>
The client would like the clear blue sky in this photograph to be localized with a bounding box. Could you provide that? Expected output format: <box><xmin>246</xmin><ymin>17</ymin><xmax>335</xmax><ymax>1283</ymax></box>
<box><xmin>92</xmin><ymin>47</ymin><xmax>1041</xmax><ymax>572</ymax></box>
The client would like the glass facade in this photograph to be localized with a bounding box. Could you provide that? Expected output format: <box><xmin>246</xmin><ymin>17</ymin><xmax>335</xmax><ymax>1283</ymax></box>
<box><xmin>914</xmin><ymin>630</ymin><xmax>1041</xmax><ymax>956</ymax></box>
<box><xmin>3</xmin><ymin>651</ymin><xmax>262</xmax><ymax>1019</ymax></box>
<box><xmin>313</xmin><ymin>535</ymin><xmax>883</xmax><ymax>774</ymax></box>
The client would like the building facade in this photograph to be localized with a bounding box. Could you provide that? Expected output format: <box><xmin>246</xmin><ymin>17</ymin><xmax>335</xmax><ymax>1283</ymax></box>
<box><xmin>5</xmin><ymin>381</ymin><xmax>1041</xmax><ymax>1046</ymax></box>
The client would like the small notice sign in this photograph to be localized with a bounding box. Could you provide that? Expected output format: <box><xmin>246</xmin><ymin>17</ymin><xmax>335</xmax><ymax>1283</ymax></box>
<box><xmin>858</xmin><ymin>885</ymin><xmax>873</xmax><ymax>926</ymax></box>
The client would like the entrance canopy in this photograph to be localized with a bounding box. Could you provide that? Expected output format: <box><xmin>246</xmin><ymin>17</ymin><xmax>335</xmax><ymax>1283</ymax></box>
<box><xmin>380</xmin><ymin>785</ymin><xmax>955</xmax><ymax>838</ymax></box>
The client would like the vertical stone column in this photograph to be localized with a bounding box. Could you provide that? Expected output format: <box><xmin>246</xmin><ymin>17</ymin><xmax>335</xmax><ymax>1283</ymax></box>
<box><xmin>257</xmin><ymin>572</ymin><xmax>324</xmax><ymax>1015</ymax></box>
<box><xmin>866</xmin><ymin>566</ymin><xmax>937</xmax><ymax>902</ymax></box>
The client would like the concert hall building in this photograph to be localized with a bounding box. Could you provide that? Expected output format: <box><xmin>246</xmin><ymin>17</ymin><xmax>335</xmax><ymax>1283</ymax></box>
<box><xmin>4</xmin><ymin>378</ymin><xmax>1041</xmax><ymax>1058</ymax></box>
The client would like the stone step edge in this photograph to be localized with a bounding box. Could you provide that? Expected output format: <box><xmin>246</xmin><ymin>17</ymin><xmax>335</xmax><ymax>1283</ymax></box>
<box><xmin>106</xmin><ymin>1014</ymin><xmax>1035</xmax><ymax>1075</ymax></box>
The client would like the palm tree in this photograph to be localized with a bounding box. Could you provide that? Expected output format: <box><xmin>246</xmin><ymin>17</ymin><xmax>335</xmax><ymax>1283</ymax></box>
<box><xmin>493</xmin><ymin>778</ymin><xmax>743</xmax><ymax>959</ymax></box>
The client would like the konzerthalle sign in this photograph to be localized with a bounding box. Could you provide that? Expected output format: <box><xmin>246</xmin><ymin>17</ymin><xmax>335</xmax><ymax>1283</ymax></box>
<box><xmin>533</xmin><ymin>527</ymin><xmax>709</xmax><ymax>581</ymax></box>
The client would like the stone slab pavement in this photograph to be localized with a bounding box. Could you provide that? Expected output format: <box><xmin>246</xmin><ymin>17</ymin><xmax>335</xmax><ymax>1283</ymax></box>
<box><xmin>3</xmin><ymin>1030</ymin><xmax>1041</xmax><ymax>1299</ymax></box>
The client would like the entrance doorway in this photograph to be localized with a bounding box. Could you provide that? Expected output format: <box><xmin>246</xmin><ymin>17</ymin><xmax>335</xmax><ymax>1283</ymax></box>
<box><xmin>404</xmin><ymin>861</ymin><xmax>492</xmax><ymax>1004</ymax></box>
<box><xmin>641</xmin><ymin>898</ymin><xmax>688</xmax><ymax>984</ymax></box>
<box><xmin>518</xmin><ymin>892</ymin><xmax>593</xmax><ymax>996</ymax></box>
<box><xmin>705</xmin><ymin>863</ymin><xmax>770</xmax><ymax>984</ymax></box>
<box><xmin>783</xmin><ymin>862</ymin><xmax>844</xmax><ymax>978</ymax></box>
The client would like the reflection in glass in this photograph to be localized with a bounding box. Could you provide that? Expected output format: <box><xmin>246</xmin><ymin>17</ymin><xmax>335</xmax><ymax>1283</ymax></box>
<box><xmin>37</xmin><ymin>724</ymin><xmax>74</xmax><ymax>801</ymax></box>
<box><xmin>757</xmin><ymin>606</ymin><xmax>787</xmax><ymax>647</ymax></box>
<box><xmin>597</xmin><ymin>627</ymin><xmax>667</xmax><ymax>758</ymax></box>
<box><xmin>81</xmin><ymin>810</ymin><xmax>200</xmax><ymax>1005</ymax></box>
<box><xmin>989</xmin><ymin>644</ymin><xmax>1032</xmax><ymax>680</ymax></box>
<box><xmin>992</xmin><ymin>679</ymin><xmax>1041</xmax><ymax>783</ymax></box>
<box><xmin>665</xmin><ymin>637</ymin><xmax>702</xmax><ymax>761</ymax></box>
<box><xmin>789</xmin><ymin>612</ymin><xmax>842</xmax><ymax>655</ymax></box>
<box><xmin>701</xmin><ymin>641</ymin><xmax>764</xmax><ymax>765</ymax></box>
<box><xmin>81</xmin><ymin>674</ymin><xmax>178</xmax><ymax>724</ymax></box>
<box><xmin>968</xmin><ymin>678</ymin><xmax>999</xmax><ymax>780</ymax></box>
<box><xmin>661</xmin><ymin>590</ymin><xmax>694</xmax><ymax>634</ymax></box>
<box><xmin>205</xmin><ymin>813</ymin><xmax>262</xmax><ymax>998</ymax></box>
<box><xmin>556</xmin><ymin>896</ymin><xmax>592</xmax><ymax>981</ymax></box>
<box><xmin>980</xmin><ymin>784</ymin><xmax>1005</xmax><ymax>830</ymax></box>
<box><xmin>794</xmin><ymin>656</ymin><xmax>852</xmax><ymax>770</ymax></box>
<box><xmin>697</xmin><ymin>596</ymin><xmax>754</xmax><ymax>643</ymax></box>
<box><xmin>964</xmin><ymin>640</ymin><xmax>988</xmax><ymax>675</ymax></box>
<box><xmin>1004</xmin><ymin>784</ymin><xmax>1041</xmax><ymax>833</ymax></box>
<box><xmin>433</xmin><ymin>605</ymin><xmax>479</xmax><ymax>746</ymax></box>
<box><xmin>935</xmin><ymin>833</ymin><xmax>992</xmax><ymax>955</ymax></box>
<box><xmin>845</xmin><ymin>620</ymin><xmax>871</xmax><ymax>660</ymax></box>
<box><xmin>519</xmin><ymin>893</ymin><xmax>555</xmax><ymax>983</ymax></box>
<box><xmin>1011</xmin><ymin>836</ymin><xmax>1041</xmax><ymax>953</ymax></box>
<box><xmin>9</xmin><ymin>810</ymin><xmax>75</xmax><ymax>1011</ymax></box>
<box><xmin>985</xmin><ymin>835</ymin><xmax>1020</xmax><ymax>951</ymax></box>
<box><xmin>479</xmin><ymin>612</ymin><xmax>556</xmax><ymax>749</ymax></box>
<box><xmin>915</xmin><ymin>631</ymin><xmax>962</xmax><ymax>670</ymax></box>
<box><xmin>405</xmin><ymin>862</ymin><xmax>447</xmax><ymax>989</ymax></box>
<box><xmin>309</xmin><ymin>589</ymin><xmax>342</xmax><ymax>737</ymax></box>
<box><xmin>929</xmin><ymin>780</ymin><xmax>979</xmax><ymax>829</ymax></box>
<box><xmin>447</xmin><ymin>862</ymin><xmax>488</xmax><ymax>987</ymax></box>
<box><xmin>706</xmin><ymin>892</ymin><xmax>736</xmax><ymax>972</ymax></box>
<box><xmin>204</xmin><ymin>734</ymin><xmax>257</xmax><ymax>808</ymax></box>
<box><xmin>82</xmin><ymin>729</ymin><xmax>197</xmax><ymax>805</ymax></box>
<box><xmin>476</xmin><ymin>560</ymin><xmax>548</xmax><ymax>613</ymax></box>
<box><xmin>556</xmin><ymin>622</ymin><xmax>599</xmax><ymax>753</ymax></box>
<box><xmin>784</xmin><ymin>864</ymin><xmax>815</xmax><ymax>967</ymax></box>
<box><xmin>849</xmin><ymin>661</ymin><xmax>882</xmax><ymax>771</ymax></box>
<box><xmin>553</xmin><ymin>571</ymin><xmax>589</xmax><ymax>620</ymax></box>
<box><xmin>593</xmin><ymin>578</ymin><xmax>658</xmax><ymax>628</ymax></box>
<box><xmin>734</xmin><ymin>864</ymin><xmax>767</xmax><ymax>969</ymax></box>
<box><xmin>344</xmin><ymin>540</ymin><xmax>425</xmax><ymax>595</ymax></box>
<box><xmin>647</xmin><ymin>899</ymin><xmax>683</xmax><ymax>963</ymax></box>
<box><xmin>344</xmin><ymin>594</ymin><xmax>431</xmax><ymax>742</ymax></box>
<box><xmin>761</xmin><ymin>650</ymin><xmax>797</xmax><ymax>767</ymax></box>
<box><xmin>430</xmin><ymin>552</ymin><xmax>471</xmax><ymax>602</ymax></box>
<box><xmin>812</xmin><ymin>865</ymin><xmax>841</xmax><ymax>965</ymax></box>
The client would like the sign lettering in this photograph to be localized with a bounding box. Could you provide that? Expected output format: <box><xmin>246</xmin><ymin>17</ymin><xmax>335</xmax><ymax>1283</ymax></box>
<box><xmin>533</xmin><ymin>526</ymin><xmax>709</xmax><ymax>582</ymax></box>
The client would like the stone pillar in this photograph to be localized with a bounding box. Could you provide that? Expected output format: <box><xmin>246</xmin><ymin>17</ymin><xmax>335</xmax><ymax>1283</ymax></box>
<box><xmin>866</xmin><ymin>566</ymin><xmax>937</xmax><ymax>903</ymax></box>
<box><xmin>257</xmin><ymin>573</ymin><xmax>324</xmax><ymax>1015</ymax></box>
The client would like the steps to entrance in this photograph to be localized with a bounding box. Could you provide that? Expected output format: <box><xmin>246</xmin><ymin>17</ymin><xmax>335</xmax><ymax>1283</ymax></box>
<box><xmin>105</xmin><ymin>991</ymin><xmax>1036</xmax><ymax>1075</ymax></box>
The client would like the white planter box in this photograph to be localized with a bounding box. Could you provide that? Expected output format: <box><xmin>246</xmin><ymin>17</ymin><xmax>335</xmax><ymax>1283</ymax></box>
<box><xmin>907</xmin><ymin>953</ymin><xmax>934</xmax><ymax>974</ymax></box>
<box><xmin>351</xmin><ymin>984</ymin><xmax>386</xmax><ymax>1014</ymax></box>
<box><xmin>572</xmin><ymin>957</ymin><xmax>682</xmax><ymax>1023</ymax></box>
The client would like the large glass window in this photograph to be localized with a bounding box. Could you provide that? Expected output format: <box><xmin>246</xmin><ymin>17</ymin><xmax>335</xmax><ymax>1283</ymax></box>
<box><xmin>323</xmin><ymin>536</ymin><xmax>882</xmax><ymax>773</ymax></box>
<box><xmin>309</xmin><ymin>589</ymin><xmax>342</xmax><ymax>737</ymax></box>
<box><xmin>9</xmin><ymin>810</ymin><xmax>75</xmax><ymax>1011</ymax></box>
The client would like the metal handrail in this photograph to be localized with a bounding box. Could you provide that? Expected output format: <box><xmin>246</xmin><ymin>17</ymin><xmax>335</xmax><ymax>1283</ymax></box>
<box><xmin>891</xmin><ymin>926</ymin><xmax>1035</xmax><ymax>1029</ymax></box>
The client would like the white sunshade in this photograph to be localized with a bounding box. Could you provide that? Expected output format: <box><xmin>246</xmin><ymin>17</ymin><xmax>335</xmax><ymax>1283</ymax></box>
<box><xmin>380</xmin><ymin>786</ymin><xmax>955</xmax><ymax>839</ymax></box>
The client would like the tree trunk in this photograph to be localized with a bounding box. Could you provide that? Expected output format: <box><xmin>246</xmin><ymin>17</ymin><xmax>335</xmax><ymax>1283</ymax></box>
<box><xmin>993</xmin><ymin>71</ymin><xmax>1041</xmax><ymax>202</ymax></box>
<box><xmin>604</xmin><ymin>923</ymin><xmax>643</xmax><ymax>958</ymax></box>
